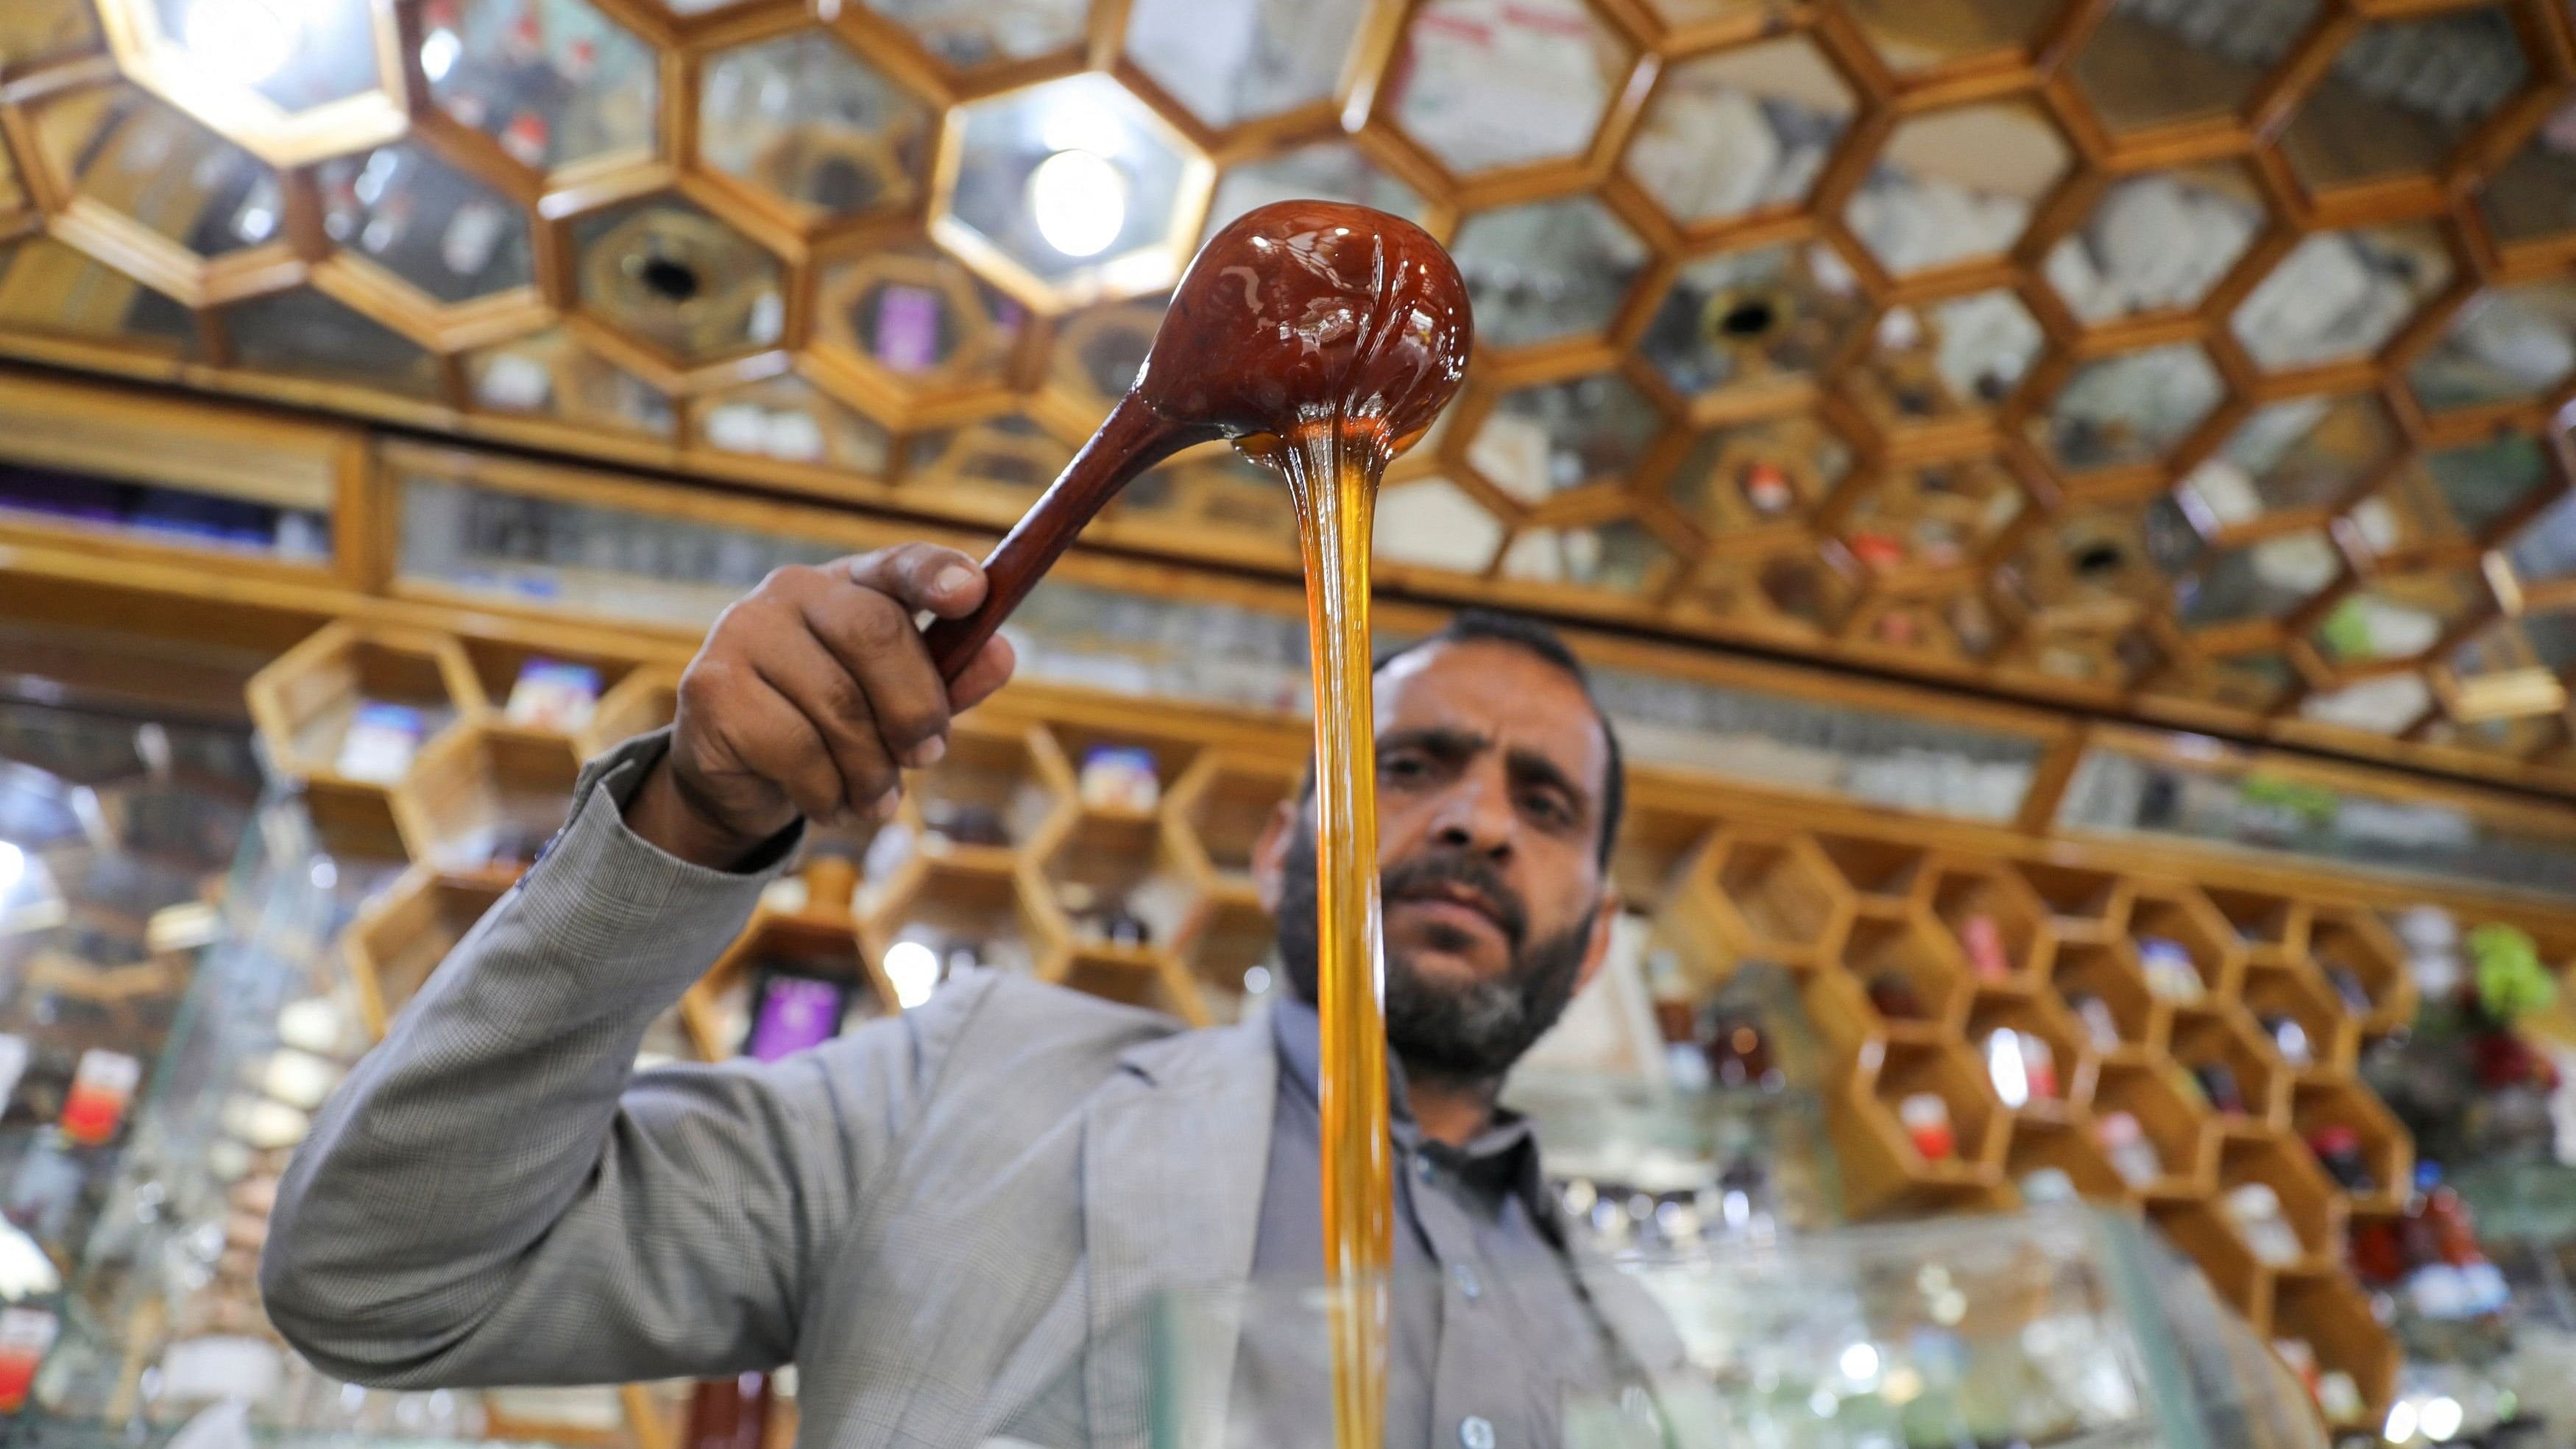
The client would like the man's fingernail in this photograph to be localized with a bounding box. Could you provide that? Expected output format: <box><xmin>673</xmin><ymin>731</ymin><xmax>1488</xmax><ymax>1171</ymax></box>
<box><xmin>907</xmin><ymin>735</ymin><xmax>947</xmax><ymax>768</ymax></box>
<box><xmin>935</xmin><ymin>565</ymin><xmax>974</xmax><ymax>598</ymax></box>
<box><xmin>871</xmin><ymin>789</ymin><xmax>905</xmax><ymax>821</ymax></box>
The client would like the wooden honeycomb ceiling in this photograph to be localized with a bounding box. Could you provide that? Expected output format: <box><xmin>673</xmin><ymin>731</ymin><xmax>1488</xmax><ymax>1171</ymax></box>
<box><xmin>3</xmin><ymin>0</ymin><xmax>2576</xmax><ymax>794</ymax></box>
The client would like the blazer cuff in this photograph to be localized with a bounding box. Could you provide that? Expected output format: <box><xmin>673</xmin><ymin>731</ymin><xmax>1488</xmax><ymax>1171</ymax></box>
<box><xmin>471</xmin><ymin>729</ymin><xmax>806</xmax><ymax>1029</ymax></box>
<box><xmin>560</xmin><ymin>726</ymin><xmax>807</xmax><ymax>890</ymax></box>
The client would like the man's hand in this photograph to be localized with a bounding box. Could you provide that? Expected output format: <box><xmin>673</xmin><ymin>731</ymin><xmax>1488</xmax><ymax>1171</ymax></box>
<box><xmin>623</xmin><ymin>544</ymin><xmax>1016</xmax><ymax>869</ymax></box>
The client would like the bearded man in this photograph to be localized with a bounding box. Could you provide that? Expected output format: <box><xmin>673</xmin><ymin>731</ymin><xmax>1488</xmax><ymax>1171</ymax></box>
<box><xmin>261</xmin><ymin>544</ymin><xmax>1682</xmax><ymax>1449</ymax></box>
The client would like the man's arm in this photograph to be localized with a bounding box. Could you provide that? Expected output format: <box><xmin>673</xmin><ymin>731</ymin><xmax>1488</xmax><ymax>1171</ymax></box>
<box><xmin>262</xmin><ymin>734</ymin><xmax>818</xmax><ymax>1384</ymax></box>
<box><xmin>259</xmin><ymin>545</ymin><xmax>1018</xmax><ymax>1388</ymax></box>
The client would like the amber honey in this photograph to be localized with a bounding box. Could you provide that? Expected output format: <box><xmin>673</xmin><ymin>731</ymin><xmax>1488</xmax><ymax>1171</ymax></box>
<box><xmin>1270</xmin><ymin>422</ymin><xmax>1395</xmax><ymax>1449</ymax></box>
<box><xmin>1131</xmin><ymin>200</ymin><xmax>1470</xmax><ymax>1448</ymax></box>
<box><xmin>919</xmin><ymin>199</ymin><xmax>1479</xmax><ymax>1445</ymax></box>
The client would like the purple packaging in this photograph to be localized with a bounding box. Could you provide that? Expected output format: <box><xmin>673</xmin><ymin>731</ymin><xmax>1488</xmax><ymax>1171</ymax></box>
<box><xmin>743</xmin><ymin>973</ymin><xmax>850</xmax><ymax>1062</ymax></box>
<box><xmin>874</xmin><ymin>285</ymin><xmax>943</xmax><ymax>374</ymax></box>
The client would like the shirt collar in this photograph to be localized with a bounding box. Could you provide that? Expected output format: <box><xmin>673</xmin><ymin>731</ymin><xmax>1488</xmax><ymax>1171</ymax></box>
<box><xmin>1267</xmin><ymin>993</ymin><xmax>1544</xmax><ymax>1183</ymax></box>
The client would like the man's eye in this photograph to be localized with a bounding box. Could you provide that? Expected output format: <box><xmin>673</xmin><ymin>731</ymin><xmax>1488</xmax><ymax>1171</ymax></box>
<box><xmin>1521</xmin><ymin>791</ymin><xmax>1571</xmax><ymax>826</ymax></box>
<box><xmin>1382</xmin><ymin>753</ymin><xmax>1428</xmax><ymax>780</ymax></box>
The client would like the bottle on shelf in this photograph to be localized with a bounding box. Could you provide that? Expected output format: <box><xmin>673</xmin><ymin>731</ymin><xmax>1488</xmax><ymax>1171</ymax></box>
<box><xmin>1984</xmin><ymin>1028</ymin><xmax>2055</xmax><ymax>1108</ymax></box>
<box><xmin>2067</xmin><ymin>992</ymin><xmax>2122</xmax><ymax>1051</ymax></box>
<box><xmin>2137</xmin><ymin>938</ymin><xmax>2204</xmax><ymax>1004</ymax></box>
<box><xmin>2307</xmin><ymin>1125</ymin><xmax>2374</xmax><ymax>1192</ymax></box>
<box><xmin>1866</xmin><ymin>971</ymin><xmax>1926</xmax><ymax>1021</ymax></box>
<box><xmin>2257</xmin><ymin>1011</ymin><xmax>2312</xmax><ymax>1067</ymax></box>
<box><xmin>1899</xmin><ymin>1092</ymin><xmax>1956</xmax><ymax>1161</ymax></box>
<box><xmin>2187</xmin><ymin>1060</ymin><xmax>2246</xmax><ymax>1116</ymax></box>
<box><xmin>2096</xmin><ymin>1111</ymin><xmax>2160</xmax><ymax>1188</ymax></box>
<box><xmin>1958</xmin><ymin>913</ymin><xmax>2012</xmax><ymax>982</ymax></box>
<box><xmin>1698</xmin><ymin>967</ymin><xmax>1781</xmax><ymax>1092</ymax></box>
<box><xmin>2223</xmin><ymin>1183</ymin><xmax>2303</xmax><ymax>1267</ymax></box>
<box><xmin>683</xmin><ymin>1372</ymin><xmax>771</xmax><ymax>1449</ymax></box>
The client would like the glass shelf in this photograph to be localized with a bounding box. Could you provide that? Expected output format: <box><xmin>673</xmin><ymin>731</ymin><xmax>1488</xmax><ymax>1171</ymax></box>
<box><xmin>1626</xmin><ymin>36</ymin><xmax>1854</xmax><ymax>227</ymax></box>
<box><xmin>422</xmin><ymin>0</ymin><xmax>658</xmax><ymax>175</ymax></box>
<box><xmin>1384</xmin><ymin>0</ymin><xmax>1630</xmax><ymax>177</ymax></box>
<box><xmin>0</xmin><ymin>465</ymin><xmax>328</xmax><ymax>566</ymax></box>
<box><xmin>29</xmin><ymin>86</ymin><xmax>277</xmax><ymax>263</ymax></box>
<box><xmin>2056</xmin><ymin>743</ymin><xmax>2576</xmax><ymax>901</ymax></box>
<box><xmin>394</xmin><ymin>472</ymin><xmax>844</xmax><ymax>628</ymax></box>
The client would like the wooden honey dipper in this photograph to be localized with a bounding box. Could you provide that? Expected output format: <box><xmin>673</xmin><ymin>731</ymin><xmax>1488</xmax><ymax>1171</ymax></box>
<box><xmin>919</xmin><ymin>199</ymin><xmax>1474</xmax><ymax>678</ymax></box>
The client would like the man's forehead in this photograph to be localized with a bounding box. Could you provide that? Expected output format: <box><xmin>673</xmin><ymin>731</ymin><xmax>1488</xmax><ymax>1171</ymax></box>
<box><xmin>1375</xmin><ymin>640</ymin><xmax>1608</xmax><ymax>773</ymax></box>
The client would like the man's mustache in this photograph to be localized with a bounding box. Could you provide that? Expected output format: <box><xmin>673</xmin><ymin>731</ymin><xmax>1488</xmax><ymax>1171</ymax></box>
<box><xmin>1379</xmin><ymin>847</ymin><xmax>1527</xmax><ymax>949</ymax></box>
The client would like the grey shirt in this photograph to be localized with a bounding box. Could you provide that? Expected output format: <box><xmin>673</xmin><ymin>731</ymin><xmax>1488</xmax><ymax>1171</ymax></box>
<box><xmin>1239</xmin><ymin>997</ymin><xmax>1639</xmax><ymax>1449</ymax></box>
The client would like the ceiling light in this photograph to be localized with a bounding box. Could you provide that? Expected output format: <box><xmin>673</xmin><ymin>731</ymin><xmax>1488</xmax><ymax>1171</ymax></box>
<box><xmin>1027</xmin><ymin>149</ymin><xmax>1125</xmax><ymax>259</ymax></box>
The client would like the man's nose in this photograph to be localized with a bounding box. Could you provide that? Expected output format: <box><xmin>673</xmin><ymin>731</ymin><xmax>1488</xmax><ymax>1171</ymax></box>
<box><xmin>1426</xmin><ymin>762</ymin><xmax>1515</xmax><ymax>858</ymax></box>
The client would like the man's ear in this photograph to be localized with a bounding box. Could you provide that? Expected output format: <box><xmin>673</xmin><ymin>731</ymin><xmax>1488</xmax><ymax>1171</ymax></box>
<box><xmin>1571</xmin><ymin>885</ymin><xmax>1622</xmax><ymax>996</ymax></box>
<box><xmin>1251</xmin><ymin>798</ymin><xmax>1300</xmax><ymax>915</ymax></box>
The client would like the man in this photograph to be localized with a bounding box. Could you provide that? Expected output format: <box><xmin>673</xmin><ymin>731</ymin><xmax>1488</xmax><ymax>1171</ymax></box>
<box><xmin>261</xmin><ymin>544</ymin><xmax>1683</xmax><ymax>1449</ymax></box>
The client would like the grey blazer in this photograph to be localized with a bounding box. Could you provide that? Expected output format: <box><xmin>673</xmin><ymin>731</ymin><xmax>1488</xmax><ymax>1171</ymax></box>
<box><xmin>259</xmin><ymin>733</ymin><xmax>1693</xmax><ymax>1449</ymax></box>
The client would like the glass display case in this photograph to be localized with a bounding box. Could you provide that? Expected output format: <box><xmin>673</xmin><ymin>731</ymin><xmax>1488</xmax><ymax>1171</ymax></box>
<box><xmin>1143</xmin><ymin>1208</ymin><xmax>2328</xmax><ymax>1448</ymax></box>
<box><xmin>2056</xmin><ymin>740</ymin><xmax>2576</xmax><ymax>901</ymax></box>
<box><xmin>386</xmin><ymin>452</ymin><xmax>2064</xmax><ymax>825</ymax></box>
<box><xmin>0</xmin><ymin>697</ymin><xmax>269</xmax><ymax>1436</ymax></box>
<box><xmin>0</xmin><ymin>378</ymin><xmax>345</xmax><ymax>573</ymax></box>
<box><xmin>13</xmin><ymin>752</ymin><xmax>666</xmax><ymax>1449</ymax></box>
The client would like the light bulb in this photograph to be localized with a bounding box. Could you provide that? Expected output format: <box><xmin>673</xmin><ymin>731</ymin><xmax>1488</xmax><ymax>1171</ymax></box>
<box><xmin>2419</xmin><ymin>1397</ymin><xmax>2462</xmax><ymax>1442</ymax></box>
<box><xmin>1027</xmin><ymin>149</ymin><xmax>1126</xmax><ymax>259</ymax></box>
<box><xmin>419</xmin><ymin>26</ymin><xmax>462</xmax><ymax>83</ymax></box>
<box><xmin>2384</xmin><ymin>1399</ymin><xmax>2418</xmax><ymax>1445</ymax></box>
<box><xmin>884</xmin><ymin>939</ymin><xmax>940</xmax><ymax>1010</ymax></box>
<box><xmin>183</xmin><ymin>0</ymin><xmax>296</xmax><ymax>85</ymax></box>
<box><xmin>1838</xmin><ymin>1342</ymin><xmax>1879</xmax><ymax>1384</ymax></box>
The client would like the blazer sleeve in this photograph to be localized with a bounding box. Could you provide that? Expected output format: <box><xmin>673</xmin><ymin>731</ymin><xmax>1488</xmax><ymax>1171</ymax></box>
<box><xmin>258</xmin><ymin>730</ymin><xmax>982</xmax><ymax>1389</ymax></box>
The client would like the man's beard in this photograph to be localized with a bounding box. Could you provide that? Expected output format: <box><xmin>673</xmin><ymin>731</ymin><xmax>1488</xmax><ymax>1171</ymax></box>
<box><xmin>1274</xmin><ymin>816</ymin><xmax>1596</xmax><ymax>1086</ymax></box>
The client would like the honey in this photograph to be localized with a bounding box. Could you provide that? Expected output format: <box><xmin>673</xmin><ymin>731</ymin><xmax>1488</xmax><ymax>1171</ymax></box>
<box><xmin>926</xmin><ymin>200</ymin><xmax>1471</xmax><ymax>1445</ymax></box>
<box><xmin>1148</xmin><ymin>202</ymin><xmax>1472</xmax><ymax>1449</ymax></box>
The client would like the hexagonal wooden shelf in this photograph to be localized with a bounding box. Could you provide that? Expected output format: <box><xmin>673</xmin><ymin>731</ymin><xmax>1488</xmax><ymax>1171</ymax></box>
<box><xmin>389</xmin><ymin>725</ymin><xmax>582</xmax><ymax>878</ymax></box>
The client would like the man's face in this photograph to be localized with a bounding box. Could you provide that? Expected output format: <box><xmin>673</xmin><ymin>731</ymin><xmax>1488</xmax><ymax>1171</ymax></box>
<box><xmin>1256</xmin><ymin>639</ymin><xmax>1618</xmax><ymax>1083</ymax></box>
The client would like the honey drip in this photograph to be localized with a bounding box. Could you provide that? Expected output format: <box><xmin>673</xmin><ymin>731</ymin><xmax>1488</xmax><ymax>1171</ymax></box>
<box><xmin>1284</xmin><ymin>428</ymin><xmax>1392</xmax><ymax>1449</ymax></box>
<box><xmin>924</xmin><ymin>200</ymin><xmax>1471</xmax><ymax>1448</ymax></box>
<box><xmin>1144</xmin><ymin>202</ymin><xmax>1471</xmax><ymax>1449</ymax></box>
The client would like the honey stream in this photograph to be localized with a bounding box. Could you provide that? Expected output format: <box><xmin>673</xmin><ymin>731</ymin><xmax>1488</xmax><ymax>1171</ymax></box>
<box><xmin>952</xmin><ymin>200</ymin><xmax>1468</xmax><ymax>1448</ymax></box>
<box><xmin>1167</xmin><ymin>203</ymin><xmax>1465</xmax><ymax>1449</ymax></box>
<box><xmin>1259</xmin><ymin>422</ymin><xmax>1393</xmax><ymax>1449</ymax></box>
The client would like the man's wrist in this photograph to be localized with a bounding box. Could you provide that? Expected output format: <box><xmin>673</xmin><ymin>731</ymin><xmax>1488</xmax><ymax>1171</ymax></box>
<box><xmin>622</xmin><ymin>757</ymin><xmax>790</xmax><ymax>872</ymax></box>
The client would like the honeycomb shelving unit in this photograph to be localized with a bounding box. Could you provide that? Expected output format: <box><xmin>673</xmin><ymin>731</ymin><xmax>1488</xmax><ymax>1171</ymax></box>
<box><xmin>241</xmin><ymin>611</ymin><xmax>2576</xmax><ymax>1437</ymax></box>
<box><xmin>3</xmin><ymin>0</ymin><xmax>2575</xmax><ymax>807</ymax></box>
